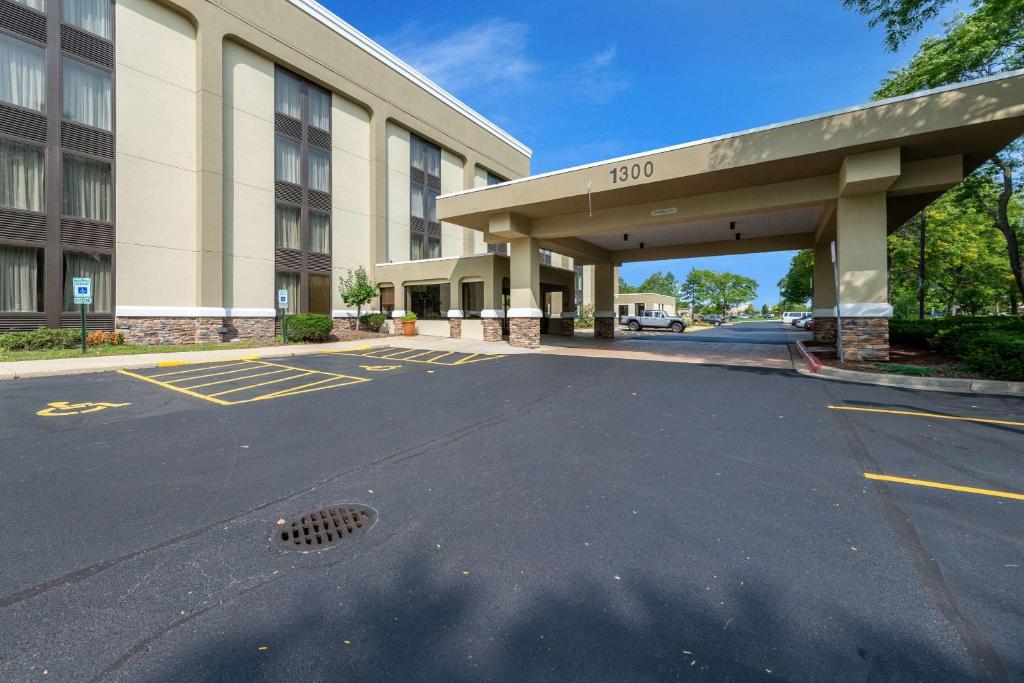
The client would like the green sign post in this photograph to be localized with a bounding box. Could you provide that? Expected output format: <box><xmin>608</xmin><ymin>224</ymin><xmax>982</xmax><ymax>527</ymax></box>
<box><xmin>72</xmin><ymin>277</ymin><xmax>92</xmax><ymax>354</ymax></box>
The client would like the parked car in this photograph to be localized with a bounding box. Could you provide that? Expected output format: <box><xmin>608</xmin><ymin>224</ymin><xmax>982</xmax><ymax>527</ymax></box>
<box><xmin>782</xmin><ymin>311</ymin><xmax>811</xmax><ymax>325</ymax></box>
<box><xmin>802</xmin><ymin>318</ymin><xmax>815</xmax><ymax>331</ymax></box>
<box><xmin>621</xmin><ymin>309</ymin><xmax>687</xmax><ymax>332</ymax></box>
<box><xmin>794</xmin><ymin>315</ymin><xmax>813</xmax><ymax>329</ymax></box>
<box><xmin>697</xmin><ymin>314</ymin><xmax>725</xmax><ymax>326</ymax></box>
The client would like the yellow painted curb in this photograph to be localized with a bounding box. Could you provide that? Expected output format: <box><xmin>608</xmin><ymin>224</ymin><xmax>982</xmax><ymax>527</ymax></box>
<box><xmin>156</xmin><ymin>360</ymin><xmax>187</xmax><ymax>367</ymax></box>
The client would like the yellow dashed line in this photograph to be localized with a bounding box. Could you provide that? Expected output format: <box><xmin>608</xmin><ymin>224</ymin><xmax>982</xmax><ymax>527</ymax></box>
<box><xmin>865</xmin><ymin>473</ymin><xmax>1024</xmax><ymax>501</ymax></box>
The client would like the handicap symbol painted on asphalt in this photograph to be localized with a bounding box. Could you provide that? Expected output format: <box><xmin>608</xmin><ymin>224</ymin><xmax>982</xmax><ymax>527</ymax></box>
<box><xmin>359</xmin><ymin>365</ymin><xmax>402</xmax><ymax>372</ymax></box>
<box><xmin>37</xmin><ymin>401</ymin><xmax>132</xmax><ymax>417</ymax></box>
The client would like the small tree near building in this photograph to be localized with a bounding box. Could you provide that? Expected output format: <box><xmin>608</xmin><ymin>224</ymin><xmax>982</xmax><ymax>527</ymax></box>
<box><xmin>338</xmin><ymin>266</ymin><xmax>380</xmax><ymax>328</ymax></box>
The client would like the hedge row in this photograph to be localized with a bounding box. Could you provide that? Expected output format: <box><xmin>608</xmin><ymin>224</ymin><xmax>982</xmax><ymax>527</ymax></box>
<box><xmin>0</xmin><ymin>328</ymin><xmax>124</xmax><ymax>351</ymax></box>
<box><xmin>889</xmin><ymin>316</ymin><xmax>1024</xmax><ymax>380</ymax></box>
<box><xmin>283</xmin><ymin>313</ymin><xmax>332</xmax><ymax>342</ymax></box>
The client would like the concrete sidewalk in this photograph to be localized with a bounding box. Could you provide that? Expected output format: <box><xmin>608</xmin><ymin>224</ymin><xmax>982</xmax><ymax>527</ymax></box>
<box><xmin>0</xmin><ymin>335</ymin><xmax>539</xmax><ymax>380</ymax></box>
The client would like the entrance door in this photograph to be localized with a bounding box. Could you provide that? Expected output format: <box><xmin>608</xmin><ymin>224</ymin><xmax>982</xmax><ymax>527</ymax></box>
<box><xmin>636</xmin><ymin>303</ymin><xmax>646</xmax><ymax>317</ymax></box>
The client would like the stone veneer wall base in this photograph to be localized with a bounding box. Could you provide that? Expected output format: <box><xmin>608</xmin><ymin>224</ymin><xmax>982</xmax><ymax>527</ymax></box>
<box><xmin>481</xmin><ymin>318</ymin><xmax>503</xmax><ymax>342</ymax></box>
<box><xmin>449</xmin><ymin>318</ymin><xmax>462</xmax><ymax>339</ymax></box>
<box><xmin>117</xmin><ymin>317</ymin><xmax>277</xmax><ymax>345</ymax></box>
<box><xmin>594</xmin><ymin>316</ymin><xmax>615</xmax><ymax>340</ymax></box>
<box><xmin>559</xmin><ymin>318</ymin><xmax>575</xmax><ymax>336</ymax></box>
<box><xmin>839</xmin><ymin>317</ymin><xmax>889</xmax><ymax>362</ymax></box>
<box><xmin>509</xmin><ymin>318</ymin><xmax>540</xmax><ymax>348</ymax></box>
<box><xmin>814</xmin><ymin>316</ymin><xmax>837</xmax><ymax>345</ymax></box>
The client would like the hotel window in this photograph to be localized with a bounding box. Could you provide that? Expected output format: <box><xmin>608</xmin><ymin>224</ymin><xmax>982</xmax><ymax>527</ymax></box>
<box><xmin>0</xmin><ymin>245</ymin><xmax>44</xmax><ymax>312</ymax></box>
<box><xmin>575</xmin><ymin>265</ymin><xmax>584</xmax><ymax>306</ymax></box>
<box><xmin>462</xmin><ymin>281</ymin><xmax>484</xmax><ymax>318</ymax></box>
<box><xmin>275</xmin><ymin>135</ymin><xmax>301</xmax><ymax>185</ymax></box>
<box><xmin>484</xmin><ymin>172</ymin><xmax>508</xmax><ymax>255</ymax></box>
<box><xmin>410</xmin><ymin>135</ymin><xmax>441</xmax><ymax>260</ymax></box>
<box><xmin>275</xmin><ymin>204</ymin><xmax>300</xmax><ymax>250</ymax></box>
<box><xmin>0</xmin><ymin>139</ymin><xmax>45</xmax><ymax>212</ymax></box>
<box><xmin>63</xmin><ymin>154</ymin><xmax>111</xmax><ymax>222</ymax></box>
<box><xmin>379</xmin><ymin>286</ymin><xmax>394</xmax><ymax>315</ymax></box>
<box><xmin>63</xmin><ymin>154</ymin><xmax>112</xmax><ymax>221</ymax></box>
<box><xmin>62</xmin><ymin>251</ymin><xmax>111</xmax><ymax>312</ymax></box>
<box><xmin>62</xmin><ymin>58</ymin><xmax>112</xmax><ymax>131</ymax></box>
<box><xmin>0</xmin><ymin>33</ymin><xmax>46</xmax><ymax>112</ymax></box>
<box><xmin>63</xmin><ymin>0</ymin><xmax>113</xmax><ymax>40</ymax></box>
<box><xmin>273</xmin><ymin>67</ymin><xmax>332</xmax><ymax>314</ymax></box>
<box><xmin>407</xmin><ymin>284</ymin><xmax>448</xmax><ymax>320</ymax></box>
<box><xmin>12</xmin><ymin>0</ymin><xmax>46</xmax><ymax>10</ymax></box>
<box><xmin>539</xmin><ymin>249</ymin><xmax>552</xmax><ymax>266</ymax></box>
<box><xmin>275</xmin><ymin>272</ymin><xmax>299</xmax><ymax>315</ymax></box>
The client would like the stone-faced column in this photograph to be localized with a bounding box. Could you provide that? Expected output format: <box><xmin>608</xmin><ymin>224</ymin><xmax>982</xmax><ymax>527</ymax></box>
<box><xmin>481</xmin><ymin>312</ymin><xmax>504</xmax><ymax>342</ymax></box>
<box><xmin>593</xmin><ymin>262</ymin><xmax>616</xmax><ymax>339</ymax></box>
<box><xmin>507</xmin><ymin>237</ymin><xmax>543</xmax><ymax>348</ymax></box>
<box><xmin>559</xmin><ymin>312</ymin><xmax>575</xmax><ymax>336</ymax></box>
<box><xmin>836</xmin><ymin>169</ymin><xmax>894</xmax><ymax>361</ymax></box>
<box><xmin>812</xmin><ymin>239</ymin><xmax>837</xmax><ymax>345</ymax></box>
<box><xmin>447</xmin><ymin>310</ymin><xmax>463</xmax><ymax>339</ymax></box>
<box><xmin>390</xmin><ymin>310</ymin><xmax>406</xmax><ymax>336</ymax></box>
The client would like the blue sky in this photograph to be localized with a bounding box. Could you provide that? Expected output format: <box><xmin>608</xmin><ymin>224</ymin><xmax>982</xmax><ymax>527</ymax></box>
<box><xmin>324</xmin><ymin>0</ymin><xmax>964</xmax><ymax>306</ymax></box>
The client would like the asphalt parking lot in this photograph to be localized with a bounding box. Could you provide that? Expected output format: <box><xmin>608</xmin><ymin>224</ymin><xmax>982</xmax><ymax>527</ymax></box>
<box><xmin>0</xmin><ymin>345</ymin><xmax>1021</xmax><ymax>681</ymax></box>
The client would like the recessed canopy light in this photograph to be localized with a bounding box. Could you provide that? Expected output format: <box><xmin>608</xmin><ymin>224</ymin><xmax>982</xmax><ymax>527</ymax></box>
<box><xmin>730</xmin><ymin>221</ymin><xmax>736</xmax><ymax>230</ymax></box>
<box><xmin>623</xmin><ymin>233</ymin><xmax>629</xmax><ymax>241</ymax></box>
<box><xmin>640</xmin><ymin>242</ymin><xmax>645</xmax><ymax>249</ymax></box>
<box><xmin>735</xmin><ymin>233</ymin><xmax>742</xmax><ymax>240</ymax></box>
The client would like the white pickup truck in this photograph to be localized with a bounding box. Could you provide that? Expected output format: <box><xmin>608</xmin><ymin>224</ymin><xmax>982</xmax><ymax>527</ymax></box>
<box><xmin>619</xmin><ymin>309</ymin><xmax>687</xmax><ymax>332</ymax></box>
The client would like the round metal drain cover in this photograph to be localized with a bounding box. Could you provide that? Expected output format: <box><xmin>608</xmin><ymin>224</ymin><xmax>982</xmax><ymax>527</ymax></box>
<box><xmin>272</xmin><ymin>505</ymin><xmax>376</xmax><ymax>552</ymax></box>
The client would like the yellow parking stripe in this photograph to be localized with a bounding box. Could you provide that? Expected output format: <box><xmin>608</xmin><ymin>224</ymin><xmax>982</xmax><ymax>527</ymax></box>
<box><xmin>864</xmin><ymin>473</ymin><xmax>1024</xmax><ymax>501</ymax></box>
<box><xmin>117</xmin><ymin>369</ymin><xmax>233</xmax><ymax>406</ymax></box>
<box><xmin>830</xmin><ymin>405</ymin><xmax>1024</xmax><ymax>428</ymax></box>
<box><xmin>207</xmin><ymin>371</ymin><xmax>314</xmax><ymax>397</ymax></box>
<box><xmin>182</xmin><ymin>368</ymin><xmax>293</xmax><ymax>391</ymax></box>
<box><xmin>162</xmin><ymin>365</ymin><xmax>263</xmax><ymax>384</ymax></box>
<box><xmin>149</xmin><ymin>361</ymin><xmax>251</xmax><ymax>378</ymax></box>
<box><xmin>250</xmin><ymin>375</ymin><xmax>368</xmax><ymax>401</ymax></box>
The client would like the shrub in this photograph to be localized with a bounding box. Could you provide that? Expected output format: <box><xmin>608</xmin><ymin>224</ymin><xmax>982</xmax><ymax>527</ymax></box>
<box><xmin>359</xmin><ymin>312</ymin><xmax>387</xmax><ymax>332</ymax></box>
<box><xmin>87</xmin><ymin>331</ymin><xmax>124</xmax><ymax>347</ymax></box>
<box><xmin>401</xmin><ymin>312</ymin><xmax>418</xmax><ymax>322</ymax></box>
<box><xmin>574</xmin><ymin>303</ymin><xmax>595</xmax><ymax>329</ymax></box>
<box><xmin>956</xmin><ymin>331</ymin><xmax>1024</xmax><ymax>381</ymax></box>
<box><xmin>0</xmin><ymin>328</ymin><xmax>81</xmax><ymax>351</ymax></box>
<box><xmin>283</xmin><ymin>313</ymin><xmax>332</xmax><ymax>343</ymax></box>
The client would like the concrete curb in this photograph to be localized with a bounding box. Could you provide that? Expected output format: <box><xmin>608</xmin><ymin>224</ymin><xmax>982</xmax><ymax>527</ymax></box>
<box><xmin>0</xmin><ymin>338</ymin><xmax>392</xmax><ymax>381</ymax></box>
<box><xmin>789</xmin><ymin>342</ymin><xmax>1024</xmax><ymax>397</ymax></box>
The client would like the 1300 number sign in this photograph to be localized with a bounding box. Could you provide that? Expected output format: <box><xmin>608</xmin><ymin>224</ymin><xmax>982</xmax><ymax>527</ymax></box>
<box><xmin>609</xmin><ymin>161</ymin><xmax>654</xmax><ymax>184</ymax></box>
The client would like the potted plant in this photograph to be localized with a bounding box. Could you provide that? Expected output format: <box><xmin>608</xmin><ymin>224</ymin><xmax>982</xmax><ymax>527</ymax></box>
<box><xmin>401</xmin><ymin>311</ymin><xmax>417</xmax><ymax>336</ymax></box>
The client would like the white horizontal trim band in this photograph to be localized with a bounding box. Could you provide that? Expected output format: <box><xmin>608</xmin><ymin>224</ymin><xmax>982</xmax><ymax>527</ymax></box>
<box><xmin>838</xmin><ymin>303</ymin><xmax>893</xmax><ymax>318</ymax></box>
<box><xmin>480</xmin><ymin>309</ymin><xmax>505</xmax><ymax>318</ymax></box>
<box><xmin>813</xmin><ymin>308</ymin><xmax>837</xmax><ymax>317</ymax></box>
<box><xmin>289</xmin><ymin>0</ymin><xmax>531</xmax><ymax>158</ymax></box>
<box><xmin>439</xmin><ymin>68</ymin><xmax>1024</xmax><ymax>200</ymax></box>
<box><xmin>390</xmin><ymin>310</ymin><xmax>407</xmax><ymax>318</ymax></box>
<box><xmin>446</xmin><ymin>310</ymin><xmax>464</xmax><ymax>318</ymax></box>
<box><xmin>507</xmin><ymin>308</ymin><xmax>544</xmax><ymax>318</ymax></box>
<box><xmin>594</xmin><ymin>311</ymin><xmax>617</xmax><ymax>318</ymax></box>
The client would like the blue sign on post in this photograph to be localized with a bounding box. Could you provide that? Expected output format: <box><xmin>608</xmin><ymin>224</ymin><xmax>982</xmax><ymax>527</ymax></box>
<box><xmin>72</xmin><ymin>277</ymin><xmax>93</xmax><ymax>305</ymax></box>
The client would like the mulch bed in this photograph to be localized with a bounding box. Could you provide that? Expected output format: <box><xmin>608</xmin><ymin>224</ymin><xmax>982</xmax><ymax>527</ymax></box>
<box><xmin>815</xmin><ymin>343</ymin><xmax>967</xmax><ymax>377</ymax></box>
<box><xmin>331</xmin><ymin>330</ymin><xmax>387</xmax><ymax>342</ymax></box>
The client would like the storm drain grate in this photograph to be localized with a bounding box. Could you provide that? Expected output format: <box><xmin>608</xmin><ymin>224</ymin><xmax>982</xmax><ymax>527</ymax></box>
<box><xmin>272</xmin><ymin>505</ymin><xmax>376</xmax><ymax>552</ymax></box>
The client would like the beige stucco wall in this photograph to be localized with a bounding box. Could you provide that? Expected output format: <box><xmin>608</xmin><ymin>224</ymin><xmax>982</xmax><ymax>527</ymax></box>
<box><xmin>440</xmin><ymin>150</ymin><xmax>465</xmax><ymax>257</ymax></box>
<box><xmin>837</xmin><ymin>192</ymin><xmax>888</xmax><ymax>308</ymax></box>
<box><xmin>386</xmin><ymin>122</ymin><xmax>411</xmax><ymax>263</ymax></box>
<box><xmin>332</xmin><ymin>95</ymin><xmax>372</xmax><ymax>312</ymax></box>
<box><xmin>115</xmin><ymin>0</ymin><xmax>197</xmax><ymax>308</ymax></box>
<box><xmin>222</xmin><ymin>39</ymin><xmax>275</xmax><ymax>312</ymax></box>
<box><xmin>615</xmin><ymin>293</ymin><xmax>677</xmax><ymax>315</ymax></box>
<box><xmin>465</xmin><ymin>166</ymin><xmax>490</xmax><ymax>255</ymax></box>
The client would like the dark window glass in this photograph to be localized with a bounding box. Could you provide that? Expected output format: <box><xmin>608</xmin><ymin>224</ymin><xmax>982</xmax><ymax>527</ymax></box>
<box><xmin>0</xmin><ymin>245</ymin><xmax>44</xmax><ymax>312</ymax></box>
<box><xmin>407</xmin><ymin>284</ymin><xmax>448</xmax><ymax>320</ymax></box>
<box><xmin>309</xmin><ymin>273</ymin><xmax>330</xmax><ymax>315</ymax></box>
<box><xmin>462</xmin><ymin>281</ymin><xmax>484</xmax><ymax>318</ymax></box>
<box><xmin>63</xmin><ymin>251</ymin><xmax>111</xmax><ymax>312</ymax></box>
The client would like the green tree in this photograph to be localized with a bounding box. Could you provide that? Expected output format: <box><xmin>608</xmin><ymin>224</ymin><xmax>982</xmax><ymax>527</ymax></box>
<box><xmin>638</xmin><ymin>271</ymin><xmax>682</xmax><ymax>305</ymax></box>
<box><xmin>845</xmin><ymin>0</ymin><xmax>1024</xmax><ymax>306</ymax></box>
<box><xmin>618</xmin><ymin>275</ymin><xmax>638</xmax><ymax>294</ymax></box>
<box><xmin>704</xmin><ymin>272</ymin><xmax>759</xmax><ymax>314</ymax></box>
<box><xmin>777</xmin><ymin>250</ymin><xmax>814</xmax><ymax>307</ymax></box>
<box><xmin>337</xmin><ymin>266</ymin><xmax>380</xmax><ymax>326</ymax></box>
<box><xmin>761</xmin><ymin>303</ymin><xmax>770</xmax><ymax>315</ymax></box>
<box><xmin>681</xmin><ymin>268</ymin><xmax>715</xmax><ymax>313</ymax></box>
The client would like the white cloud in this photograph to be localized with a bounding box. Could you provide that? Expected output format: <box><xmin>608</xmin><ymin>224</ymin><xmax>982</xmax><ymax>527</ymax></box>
<box><xmin>380</xmin><ymin>18</ymin><xmax>538</xmax><ymax>96</ymax></box>
<box><xmin>559</xmin><ymin>44</ymin><xmax>631</xmax><ymax>104</ymax></box>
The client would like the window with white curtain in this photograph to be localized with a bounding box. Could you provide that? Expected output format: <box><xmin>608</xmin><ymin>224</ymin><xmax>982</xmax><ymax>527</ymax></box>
<box><xmin>0</xmin><ymin>33</ymin><xmax>46</xmax><ymax>112</ymax></box>
<box><xmin>63</xmin><ymin>154</ymin><xmax>112</xmax><ymax>222</ymax></box>
<box><xmin>274</xmin><ymin>69</ymin><xmax>302</xmax><ymax>119</ymax></box>
<box><xmin>309</xmin><ymin>212</ymin><xmax>330</xmax><ymax>254</ymax></box>
<box><xmin>308</xmin><ymin>147</ymin><xmax>330</xmax><ymax>192</ymax></box>
<box><xmin>62</xmin><ymin>58</ymin><xmax>112</xmax><ymax>130</ymax></box>
<box><xmin>275</xmin><ymin>135</ymin><xmax>301</xmax><ymax>185</ymax></box>
<box><xmin>0</xmin><ymin>139</ymin><xmax>45</xmax><ymax>212</ymax></box>
<box><xmin>63</xmin><ymin>251</ymin><xmax>111</xmax><ymax>312</ymax></box>
<box><xmin>309</xmin><ymin>87</ymin><xmax>331</xmax><ymax>131</ymax></box>
<box><xmin>62</xmin><ymin>0</ymin><xmax>112</xmax><ymax>40</ymax></box>
<box><xmin>0</xmin><ymin>245</ymin><xmax>43</xmax><ymax>312</ymax></box>
<box><xmin>275</xmin><ymin>271</ymin><xmax>299</xmax><ymax>315</ymax></box>
<box><xmin>411</xmin><ymin>136</ymin><xmax>440</xmax><ymax>176</ymax></box>
<box><xmin>275</xmin><ymin>203</ymin><xmax>300</xmax><ymax>250</ymax></box>
<box><xmin>12</xmin><ymin>0</ymin><xmax>46</xmax><ymax>11</ymax></box>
